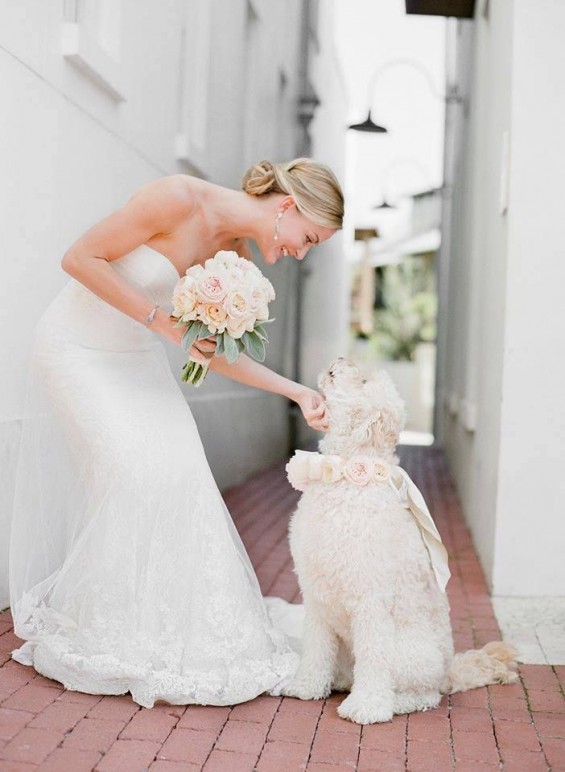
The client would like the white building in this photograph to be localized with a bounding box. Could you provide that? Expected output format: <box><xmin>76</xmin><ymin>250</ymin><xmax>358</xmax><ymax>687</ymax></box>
<box><xmin>0</xmin><ymin>1</ymin><xmax>347</xmax><ymax>608</ymax></box>
<box><xmin>433</xmin><ymin>0</ymin><xmax>565</xmax><ymax>621</ymax></box>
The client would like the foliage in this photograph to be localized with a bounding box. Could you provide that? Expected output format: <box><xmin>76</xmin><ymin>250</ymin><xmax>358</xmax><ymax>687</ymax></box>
<box><xmin>374</xmin><ymin>290</ymin><xmax>437</xmax><ymax>361</ymax></box>
<box><xmin>353</xmin><ymin>257</ymin><xmax>437</xmax><ymax>362</ymax></box>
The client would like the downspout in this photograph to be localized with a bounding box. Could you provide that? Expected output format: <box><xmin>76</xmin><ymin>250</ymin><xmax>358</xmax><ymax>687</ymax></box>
<box><xmin>288</xmin><ymin>0</ymin><xmax>319</xmax><ymax>454</ymax></box>
<box><xmin>433</xmin><ymin>17</ymin><xmax>458</xmax><ymax>442</ymax></box>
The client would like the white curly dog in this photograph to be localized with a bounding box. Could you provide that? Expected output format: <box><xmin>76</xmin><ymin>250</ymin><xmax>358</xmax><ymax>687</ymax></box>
<box><xmin>276</xmin><ymin>358</ymin><xmax>517</xmax><ymax>725</ymax></box>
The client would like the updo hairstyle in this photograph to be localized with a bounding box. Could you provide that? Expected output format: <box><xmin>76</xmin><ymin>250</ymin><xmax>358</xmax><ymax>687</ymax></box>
<box><xmin>242</xmin><ymin>158</ymin><xmax>344</xmax><ymax>230</ymax></box>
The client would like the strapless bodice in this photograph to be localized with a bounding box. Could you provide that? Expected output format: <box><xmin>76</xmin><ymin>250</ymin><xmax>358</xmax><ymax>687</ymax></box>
<box><xmin>36</xmin><ymin>245</ymin><xmax>181</xmax><ymax>353</ymax></box>
<box><xmin>82</xmin><ymin>243</ymin><xmax>180</xmax><ymax>301</ymax></box>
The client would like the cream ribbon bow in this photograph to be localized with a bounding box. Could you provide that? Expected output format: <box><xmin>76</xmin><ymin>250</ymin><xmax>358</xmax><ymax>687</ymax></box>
<box><xmin>389</xmin><ymin>466</ymin><xmax>451</xmax><ymax>593</ymax></box>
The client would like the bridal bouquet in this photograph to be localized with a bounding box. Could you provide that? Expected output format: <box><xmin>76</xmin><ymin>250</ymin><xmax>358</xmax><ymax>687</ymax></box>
<box><xmin>170</xmin><ymin>250</ymin><xmax>275</xmax><ymax>387</ymax></box>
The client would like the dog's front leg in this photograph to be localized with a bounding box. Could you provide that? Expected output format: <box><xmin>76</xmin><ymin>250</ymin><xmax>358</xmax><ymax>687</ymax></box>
<box><xmin>272</xmin><ymin>607</ymin><xmax>338</xmax><ymax>700</ymax></box>
<box><xmin>337</xmin><ymin>610</ymin><xmax>395</xmax><ymax>724</ymax></box>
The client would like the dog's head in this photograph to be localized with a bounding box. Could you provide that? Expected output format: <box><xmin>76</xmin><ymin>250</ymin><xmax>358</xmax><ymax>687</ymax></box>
<box><xmin>317</xmin><ymin>357</ymin><xmax>406</xmax><ymax>462</ymax></box>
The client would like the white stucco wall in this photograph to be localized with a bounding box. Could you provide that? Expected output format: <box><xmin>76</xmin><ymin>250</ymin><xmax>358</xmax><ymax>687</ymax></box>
<box><xmin>438</xmin><ymin>0</ymin><xmax>565</xmax><ymax>596</ymax></box>
<box><xmin>0</xmin><ymin>0</ymin><xmax>346</xmax><ymax>607</ymax></box>
<box><xmin>493</xmin><ymin>0</ymin><xmax>565</xmax><ymax>595</ymax></box>
<box><xmin>438</xmin><ymin>1</ymin><xmax>513</xmax><ymax>587</ymax></box>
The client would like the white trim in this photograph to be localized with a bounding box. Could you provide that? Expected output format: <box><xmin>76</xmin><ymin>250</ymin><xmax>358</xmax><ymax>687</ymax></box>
<box><xmin>61</xmin><ymin>22</ymin><xmax>126</xmax><ymax>102</ymax></box>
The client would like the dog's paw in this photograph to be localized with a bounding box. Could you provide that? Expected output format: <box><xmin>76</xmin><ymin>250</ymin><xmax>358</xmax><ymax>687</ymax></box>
<box><xmin>393</xmin><ymin>690</ymin><xmax>441</xmax><ymax>715</ymax></box>
<box><xmin>496</xmin><ymin>669</ymin><xmax>519</xmax><ymax>685</ymax></box>
<box><xmin>337</xmin><ymin>692</ymin><xmax>394</xmax><ymax>724</ymax></box>
<box><xmin>273</xmin><ymin>677</ymin><xmax>331</xmax><ymax>701</ymax></box>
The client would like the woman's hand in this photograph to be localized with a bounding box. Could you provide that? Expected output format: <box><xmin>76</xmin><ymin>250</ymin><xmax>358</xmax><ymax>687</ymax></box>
<box><xmin>192</xmin><ymin>336</ymin><xmax>217</xmax><ymax>365</ymax></box>
<box><xmin>161</xmin><ymin>309</ymin><xmax>216</xmax><ymax>365</ymax></box>
<box><xmin>295</xmin><ymin>387</ymin><xmax>329</xmax><ymax>432</ymax></box>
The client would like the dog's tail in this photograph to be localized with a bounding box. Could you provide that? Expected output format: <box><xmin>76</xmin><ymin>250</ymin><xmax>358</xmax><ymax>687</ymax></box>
<box><xmin>440</xmin><ymin>641</ymin><xmax>519</xmax><ymax>695</ymax></box>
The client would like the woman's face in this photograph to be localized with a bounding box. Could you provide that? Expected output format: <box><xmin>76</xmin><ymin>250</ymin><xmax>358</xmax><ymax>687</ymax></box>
<box><xmin>260</xmin><ymin>198</ymin><xmax>338</xmax><ymax>265</ymax></box>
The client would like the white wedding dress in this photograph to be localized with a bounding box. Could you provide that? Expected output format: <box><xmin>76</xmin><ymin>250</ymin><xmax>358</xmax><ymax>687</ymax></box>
<box><xmin>9</xmin><ymin>244</ymin><xmax>303</xmax><ymax>709</ymax></box>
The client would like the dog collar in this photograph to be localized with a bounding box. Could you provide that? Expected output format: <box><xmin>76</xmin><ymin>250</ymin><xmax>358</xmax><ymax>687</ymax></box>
<box><xmin>286</xmin><ymin>450</ymin><xmax>393</xmax><ymax>490</ymax></box>
<box><xmin>285</xmin><ymin>450</ymin><xmax>451</xmax><ymax>593</ymax></box>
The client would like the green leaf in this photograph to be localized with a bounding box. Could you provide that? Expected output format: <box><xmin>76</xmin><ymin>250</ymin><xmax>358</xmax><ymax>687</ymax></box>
<box><xmin>223</xmin><ymin>332</ymin><xmax>239</xmax><ymax>364</ymax></box>
<box><xmin>198</xmin><ymin>324</ymin><xmax>214</xmax><ymax>340</ymax></box>
<box><xmin>236</xmin><ymin>337</ymin><xmax>245</xmax><ymax>352</ymax></box>
<box><xmin>253</xmin><ymin>324</ymin><xmax>269</xmax><ymax>342</ymax></box>
<box><xmin>215</xmin><ymin>334</ymin><xmax>225</xmax><ymax>357</ymax></box>
<box><xmin>181</xmin><ymin>321</ymin><xmax>201</xmax><ymax>352</ymax></box>
<box><xmin>242</xmin><ymin>330</ymin><xmax>266</xmax><ymax>362</ymax></box>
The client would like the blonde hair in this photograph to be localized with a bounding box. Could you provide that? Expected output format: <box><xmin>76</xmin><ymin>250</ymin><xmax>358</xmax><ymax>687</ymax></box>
<box><xmin>242</xmin><ymin>158</ymin><xmax>344</xmax><ymax>230</ymax></box>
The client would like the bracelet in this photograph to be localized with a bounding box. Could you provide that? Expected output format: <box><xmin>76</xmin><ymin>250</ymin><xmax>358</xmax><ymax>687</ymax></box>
<box><xmin>144</xmin><ymin>304</ymin><xmax>160</xmax><ymax>325</ymax></box>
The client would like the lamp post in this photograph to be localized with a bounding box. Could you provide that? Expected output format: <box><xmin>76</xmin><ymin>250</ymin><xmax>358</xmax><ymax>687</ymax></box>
<box><xmin>348</xmin><ymin>56</ymin><xmax>462</xmax><ymax>134</ymax></box>
<box><xmin>373</xmin><ymin>199</ymin><xmax>396</xmax><ymax>210</ymax></box>
<box><xmin>348</xmin><ymin>111</ymin><xmax>387</xmax><ymax>134</ymax></box>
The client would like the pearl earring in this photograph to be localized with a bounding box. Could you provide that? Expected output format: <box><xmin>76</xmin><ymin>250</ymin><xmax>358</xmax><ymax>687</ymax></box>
<box><xmin>274</xmin><ymin>211</ymin><xmax>283</xmax><ymax>241</ymax></box>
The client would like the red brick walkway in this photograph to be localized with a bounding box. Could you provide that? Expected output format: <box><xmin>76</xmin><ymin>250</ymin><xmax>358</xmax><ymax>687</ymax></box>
<box><xmin>1</xmin><ymin>446</ymin><xmax>564</xmax><ymax>771</ymax></box>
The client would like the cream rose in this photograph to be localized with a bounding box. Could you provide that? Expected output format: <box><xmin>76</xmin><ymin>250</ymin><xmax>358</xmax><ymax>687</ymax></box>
<box><xmin>308</xmin><ymin>455</ymin><xmax>323</xmax><ymax>482</ymax></box>
<box><xmin>343</xmin><ymin>456</ymin><xmax>373</xmax><ymax>486</ymax></box>
<box><xmin>172</xmin><ymin>291</ymin><xmax>197</xmax><ymax>319</ymax></box>
<box><xmin>250</xmin><ymin>288</ymin><xmax>270</xmax><ymax>322</ymax></box>
<box><xmin>210</xmin><ymin>251</ymin><xmax>241</xmax><ymax>271</ymax></box>
<box><xmin>261</xmin><ymin>277</ymin><xmax>276</xmax><ymax>302</ymax></box>
<box><xmin>201</xmin><ymin>303</ymin><xmax>228</xmax><ymax>332</ymax></box>
<box><xmin>321</xmin><ymin>455</ymin><xmax>343</xmax><ymax>484</ymax></box>
<box><xmin>226</xmin><ymin>315</ymin><xmax>248</xmax><ymax>339</ymax></box>
<box><xmin>286</xmin><ymin>451</ymin><xmax>316</xmax><ymax>491</ymax></box>
<box><xmin>373</xmin><ymin>461</ymin><xmax>391</xmax><ymax>484</ymax></box>
<box><xmin>172</xmin><ymin>276</ymin><xmax>198</xmax><ymax>318</ymax></box>
<box><xmin>225</xmin><ymin>290</ymin><xmax>251</xmax><ymax>318</ymax></box>
<box><xmin>197</xmin><ymin>274</ymin><xmax>229</xmax><ymax>303</ymax></box>
<box><xmin>250</xmin><ymin>288</ymin><xmax>267</xmax><ymax>311</ymax></box>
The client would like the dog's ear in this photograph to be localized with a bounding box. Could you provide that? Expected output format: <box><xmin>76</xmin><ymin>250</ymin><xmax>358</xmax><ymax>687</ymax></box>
<box><xmin>362</xmin><ymin>372</ymin><xmax>406</xmax><ymax>448</ymax></box>
<box><xmin>374</xmin><ymin>407</ymin><xmax>401</xmax><ymax>447</ymax></box>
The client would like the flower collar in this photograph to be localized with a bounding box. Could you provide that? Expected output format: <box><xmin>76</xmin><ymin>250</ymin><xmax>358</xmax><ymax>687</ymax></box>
<box><xmin>286</xmin><ymin>450</ymin><xmax>394</xmax><ymax>492</ymax></box>
<box><xmin>285</xmin><ymin>449</ymin><xmax>452</xmax><ymax>594</ymax></box>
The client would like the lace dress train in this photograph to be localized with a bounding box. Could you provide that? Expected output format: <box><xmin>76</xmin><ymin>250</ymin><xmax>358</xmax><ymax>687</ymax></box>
<box><xmin>9</xmin><ymin>245</ymin><xmax>303</xmax><ymax>709</ymax></box>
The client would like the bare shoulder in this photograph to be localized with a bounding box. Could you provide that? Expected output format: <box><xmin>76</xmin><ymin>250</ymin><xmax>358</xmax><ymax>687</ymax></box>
<box><xmin>128</xmin><ymin>174</ymin><xmax>198</xmax><ymax>219</ymax></box>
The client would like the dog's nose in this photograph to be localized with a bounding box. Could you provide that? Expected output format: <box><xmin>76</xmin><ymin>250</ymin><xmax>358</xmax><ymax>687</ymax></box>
<box><xmin>329</xmin><ymin>359</ymin><xmax>343</xmax><ymax>377</ymax></box>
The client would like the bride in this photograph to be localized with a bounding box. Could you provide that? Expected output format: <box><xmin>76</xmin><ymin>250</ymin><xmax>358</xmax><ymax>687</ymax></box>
<box><xmin>9</xmin><ymin>158</ymin><xmax>344</xmax><ymax>709</ymax></box>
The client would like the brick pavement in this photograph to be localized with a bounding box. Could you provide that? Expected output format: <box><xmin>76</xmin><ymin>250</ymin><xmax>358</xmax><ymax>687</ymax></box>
<box><xmin>1</xmin><ymin>445</ymin><xmax>564</xmax><ymax>771</ymax></box>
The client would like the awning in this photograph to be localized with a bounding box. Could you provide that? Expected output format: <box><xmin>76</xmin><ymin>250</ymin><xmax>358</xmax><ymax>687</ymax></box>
<box><xmin>368</xmin><ymin>228</ymin><xmax>441</xmax><ymax>267</ymax></box>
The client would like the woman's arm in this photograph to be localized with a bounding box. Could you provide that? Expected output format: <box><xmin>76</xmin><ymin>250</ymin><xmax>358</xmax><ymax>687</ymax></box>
<box><xmin>207</xmin><ymin>353</ymin><xmax>329</xmax><ymax>431</ymax></box>
<box><xmin>60</xmin><ymin>176</ymin><xmax>208</xmax><ymax>361</ymax></box>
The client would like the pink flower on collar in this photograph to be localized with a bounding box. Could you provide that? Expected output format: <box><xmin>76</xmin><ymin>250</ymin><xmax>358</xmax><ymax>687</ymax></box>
<box><xmin>373</xmin><ymin>462</ymin><xmax>391</xmax><ymax>483</ymax></box>
<box><xmin>342</xmin><ymin>456</ymin><xmax>374</xmax><ymax>486</ymax></box>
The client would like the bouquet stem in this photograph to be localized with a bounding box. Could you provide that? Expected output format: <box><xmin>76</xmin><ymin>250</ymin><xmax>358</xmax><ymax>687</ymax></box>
<box><xmin>181</xmin><ymin>354</ymin><xmax>212</xmax><ymax>387</ymax></box>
